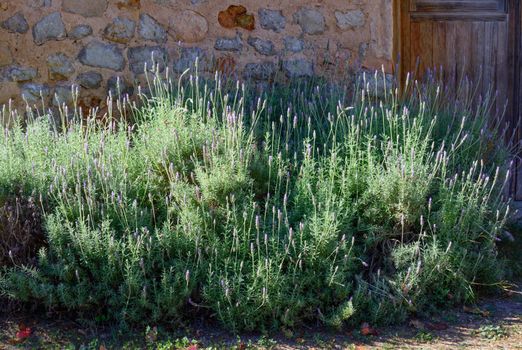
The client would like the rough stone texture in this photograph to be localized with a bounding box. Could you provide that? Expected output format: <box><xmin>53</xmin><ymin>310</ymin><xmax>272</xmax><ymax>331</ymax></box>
<box><xmin>69</xmin><ymin>25</ymin><xmax>93</xmax><ymax>40</ymax></box>
<box><xmin>169</xmin><ymin>10</ymin><xmax>208</xmax><ymax>43</ymax></box>
<box><xmin>117</xmin><ymin>0</ymin><xmax>141</xmax><ymax>10</ymax></box>
<box><xmin>283</xmin><ymin>59</ymin><xmax>314</xmax><ymax>78</ymax></box>
<box><xmin>243</xmin><ymin>62</ymin><xmax>275</xmax><ymax>81</ymax></box>
<box><xmin>78</xmin><ymin>41</ymin><xmax>125</xmax><ymax>71</ymax></box>
<box><xmin>369</xmin><ymin>0</ymin><xmax>393</xmax><ymax>60</ymax></box>
<box><xmin>218</xmin><ymin>5</ymin><xmax>255</xmax><ymax>31</ymax></box>
<box><xmin>173</xmin><ymin>47</ymin><xmax>206</xmax><ymax>73</ymax></box>
<box><xmin>3</xmin><ymin>65</ymin><xmax>37</xmax><ymax>82</ymax></box>
<box><xmin>21</xmin><ymin>83</ymin><xmax>50</xmax><ymax>105</ymax></box>
<box><xmin>128</xmin><ymin>45</ymin><xmax>167</xmax><ymax>74</ymax></box>
<box><xmin>293</xmin><ymin>8</ymin><xmax>326</xmax><ymax>35</ymax></box>
<box><xmin>107</xmin><ymin>76</ymin><xmax>134</xmax><ymax>97</ymax></box>
<box><xmin>139</xmin><ymin>13</ymin><xmax>167</xmax><ymax>43</ymax></box>
<box><xmin>103</xmin><ymin>17</ymin><xmax>136</xmax><ymax>44</ymax></box>
<box><xmin>0</xmin><ymin>82</ymin><xmax>19</xmax><ymax>105</ymax></box>
<box><xmin>32</xmin><ymin>12</ymin><xmax>66</xmax><ymax>45</ymax></box>
<box><xmin>284</xmin><ymin>36</ymin><xmax>304</xmax><ymax>53</ymax></box>
<box><xmin>62</xmin><ymin>0</ymin><xmax>107</xmax><ymax>17</ymax></box>
<box><xmin>258</xmin><ymin>9</ymin><xmax>285</xmax><ymax>32</ymax></box>
<box><xmin>0</xmin><ymin>46</ymin><xmax>13</xmax><ymax>67</ymax></box>
<box><xmin>77</xmin><ymin>71</ymin><xmax>103</xmax><ymax>89</ymax></box>
<box><xmin>335</xmin><ymin>10</ymin><xmax>365</xmax><ymax>30</ymax></box>
<box><xmin>27</xmin><ymin>0</ymin><xmax>52</xmax><ymax>8</ymax></box>
<box><xmin>47</xmin><ymin>53</ymin><xmax>75</xmax><ymax>81</ymax></box>
<box><xmin>215</xmin><ymin>35</ymin><xmax>243</xmax><ymax>52</ymax></box>
<box><xmin>1</xmin><ymin>12</ymin><xmax>29</xmax><ymax>34</ymax></box>
<box><xmin>53</xmin><ymin>84</ymin><xmax>75</xmax><ymax>107</ymax></box>
<box><xmin>0</xmin><ymin>0</ymin><xmax>393</xmax><ymax>111</ymax></box>
<box><xmin>247</xmin><ymin>36</ymin><xmax>275</xmax><ymax>56</ymax></box>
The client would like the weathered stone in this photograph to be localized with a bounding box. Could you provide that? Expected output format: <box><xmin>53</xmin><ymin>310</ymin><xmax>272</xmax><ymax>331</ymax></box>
<box><xmin>335</xmin><ymin>10</ymin><xmax>365</xmax><ymax>30</ymax></box>
<box><xmin>218</xmin><ymin>5</ymin><xmax>255</xmax><ymax>31</ymax></box>
<box><xmin>214</xmin><ymin>54</ymin><xmax>236</xmax><ymax>75</ymax></box>
<box><xmin>235</xmin><ymin>13</ymin><xmax>255</xmax><ymax>31</ymax></box>
<box><xmin>117</xmin><ymin>0</ymin><xmax>141</xmax><ymax>10</ymax></box>
<box><xmin>103</xmin><ymin>17</ymin><xmax>136</xmax><ymax>44</ymax></box>
<box><xmin>107</xmin><ymin>76</ymin><xmax>134</xmax><ymax>97</ymax></box>
<box><xmin>0</xmin><ymin>82</ymin><xmax>19</xmax><ymax>106</ymax></box>
<box><xmin>282</xmin><ymin>59</ymin><xmax>314</xmax><ymax>78</ymax></box>
<box><xmin>293</xmin><ymin>8</ymin><xmax>325</xmax><ymax>35</ymax></box>
<box><xmin>243</xmin><ymin>62</ymin><xmax>275</xmax><ymax>81</ymax></box>
<box><xmin>128</xmin><ymin>45</ymin><xmax>167</xmax><ymax>74</ymax></box>
<box><xmin>215</xmin><ymin>35</ymin><xmax>242</xmax><ymax>52</ymax></box>
<box><xmin>47</xmin><ymin>53</ymin><xmax>75</xmax><ymax>80</ymax></box>
<box><xmin>27</xmin><ymin>0</ymin><xmax>52</xmax><ymax>8</ymax></box>
<box><xmin>1</xmin><ymin>12</ymin><xmax>29</xmax><ymax>34</ymax></box>
<box><xmin>32</xmin><ymin>12</ymin><xmax>66</xmax><ymax>45</ymax></box>
<box><xmin>258</xmin><ymin>9</ymin><xmax>285</xmax><ymax>32</ymax></box>
<box><xmin>169</xmin><ymin>10</ymin><xmax>208</xmax><ymax>43</ymax></box>
<box><xmin>247</xmin><ymin>36</ymin><xmax>275</xmax><ymax>56</ymax></box>
<box><xmin>62</xmin><ymin>0</ymin><xmax>107</xmax><ymax>18</ymax></box>
<box><xmin>78</xmin><ymin>41</ymin><xmax>125</xmax><ymax>71</ymax></box>
<box><xmin>3</xmin><ymin>65</ymin><xmax>37</xmax><ymax>82</ymax></box>
<box><xmin>139</xmin><ymin>14</ymin><xmax>166</xmax><ymax>43</ymax></box>
<box><xmin>77</xmin><ymin>71</ymin><xmax>103</xmax><ymax>89</ymax></box>
<box><xmin>358</xmin><ymin>42</ymin><xmax>368</xmax><ymax>60</ymax></box>
<box><xmin>173</xmin><ymin>47</ymin><xmax>206</xmax><ymax>73</ymax></box>
<box><xmin>53</xmin><ymin>84</ymin><xmax>75</xmax><ymax>107</ymax></box>
<box><xmin>69</xmin><ymin>24</ymin><xmax>92</xmax><ymax>40</ymax></box>
<box><xmin>284</xmin><ymin>36</ymin><xmax>304</xmax><ymax>53</ymax></box>
<box><xmin>0</xmin><ymin>46</ymin><xmax>13</xmax><ymax>67</ymax></box>
<box><xmin>21</xmin><ymin>83</ymin><xmax>50</xmax><ymax>105</ymax></box>
<box><xmin>191</xmin><ymin>0</ymin><xmax>207</xmax><ymax>4</ymax></box>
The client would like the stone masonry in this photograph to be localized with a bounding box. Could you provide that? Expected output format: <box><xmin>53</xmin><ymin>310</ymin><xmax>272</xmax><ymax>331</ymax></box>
<box><xmin>0</xmin><ymin>0</ymin><xmax>393</xmax><ymax>112</ymax></box>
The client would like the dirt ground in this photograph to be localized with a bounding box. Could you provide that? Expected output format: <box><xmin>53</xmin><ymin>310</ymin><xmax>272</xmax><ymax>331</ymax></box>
<box><xmin>1</xmin><ymin>285</ymin><xmax>522</xmax><ymax>350</ymax></box>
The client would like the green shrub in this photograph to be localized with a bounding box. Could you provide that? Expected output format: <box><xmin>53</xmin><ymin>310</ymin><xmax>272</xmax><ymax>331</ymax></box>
<box><xmin>0</xmin><ymin>70</ymin><xmax>512</xmax><ymax>332</ymax></box>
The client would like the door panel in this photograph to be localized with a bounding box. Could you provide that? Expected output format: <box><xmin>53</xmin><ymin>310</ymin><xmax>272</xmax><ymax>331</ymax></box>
<box><xmin>412</xmin><ymin>0</ymin><xmax>506</xmax><ymax>12</ymax></box>
<box><xmin>399</xmin><ymin>0</ymin><xmax>520</xmax><ymax>198</ymax></box>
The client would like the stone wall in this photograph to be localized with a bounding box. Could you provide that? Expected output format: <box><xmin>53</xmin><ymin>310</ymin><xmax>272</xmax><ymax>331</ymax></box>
<box><xmin>0</xmin><ymin>0</ymin><xmax>393</xmax><ymax>111</ymax></box>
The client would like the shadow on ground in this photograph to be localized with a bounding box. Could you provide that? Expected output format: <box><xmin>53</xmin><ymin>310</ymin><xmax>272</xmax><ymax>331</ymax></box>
<box><xmin>1</xmin><ymin>286</ymin><xmax>521</xmax><ymax>349</ymax></box>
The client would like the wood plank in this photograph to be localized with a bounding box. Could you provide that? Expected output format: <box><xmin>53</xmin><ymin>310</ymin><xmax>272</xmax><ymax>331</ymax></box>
<box><xmin>432</xmin><ymin>21</ymin><xmax>446</xmax><ymax>82</ymax></box>
<box><xmin>483</xmin><ymin>22</ymin><xmax>497</xmax><ymax>114</ymax></box>
<box><xmin>410</xmin><ymin>21</ymin><xmax>433</xmax><ymax>80</ymax></box>
<box><xmin>470</xmin><ymin>22</ymin><xmax>485</xmax><ymax>104</ymax></box>
<box><xmin>455</xmin><ymin>21</ymin><xmax>473</xmax><ymax>95</ymax></box>
<box><xmin>444</xmin><ymin>22</ymin><xmax>457</xmax><ymax>94</ymax></box>
<box><xmin>411</xmin><ymin>11</ymin><xmax>507</xmax><ymax>21</ymax></box>
<box><xmin>414</xmin><ymin>0</ymin><xmax>506</xmax><ymax>12</ymax></box>
<box><xmin>496</xmin><ymin>21</ymin><xmax>509</xmax><ymax>123</ymax></box>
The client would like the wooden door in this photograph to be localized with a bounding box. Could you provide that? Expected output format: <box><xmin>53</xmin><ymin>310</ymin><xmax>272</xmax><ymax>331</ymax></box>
<box><xmin>398</xmin><ymin>0</ymin><xmax>521</xmax><ymax>199</ymax></box>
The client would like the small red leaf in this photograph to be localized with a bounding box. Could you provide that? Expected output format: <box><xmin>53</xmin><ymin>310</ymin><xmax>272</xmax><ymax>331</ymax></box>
<box><xmin>16</xmin><ymin>327</ymin><xmax>32</xmax><ymax>339</ymax></box>
<box><xmin>360</xmin><ymin>322</ymin><xmax>378</xmax><ymax>336</ymax></box>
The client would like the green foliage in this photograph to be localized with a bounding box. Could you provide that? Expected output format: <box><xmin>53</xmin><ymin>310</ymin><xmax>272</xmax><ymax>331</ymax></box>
<box><xmin>0</xmin><ymin>69</ymin><xmax>513</xmax><ymax>332</ymax></box>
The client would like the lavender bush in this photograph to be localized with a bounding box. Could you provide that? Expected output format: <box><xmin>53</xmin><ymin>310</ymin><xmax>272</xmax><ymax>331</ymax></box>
<box><xmin>0</xmin><ymin>69</ymin><xmax>513</xmax><ymax>331</ymax></box>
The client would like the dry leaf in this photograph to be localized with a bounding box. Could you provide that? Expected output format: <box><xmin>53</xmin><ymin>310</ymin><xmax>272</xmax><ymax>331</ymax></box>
<box><xmin>360</xmin><ymin>322</ymin><xmax>378</xmax><ymax>336</ymax></box>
